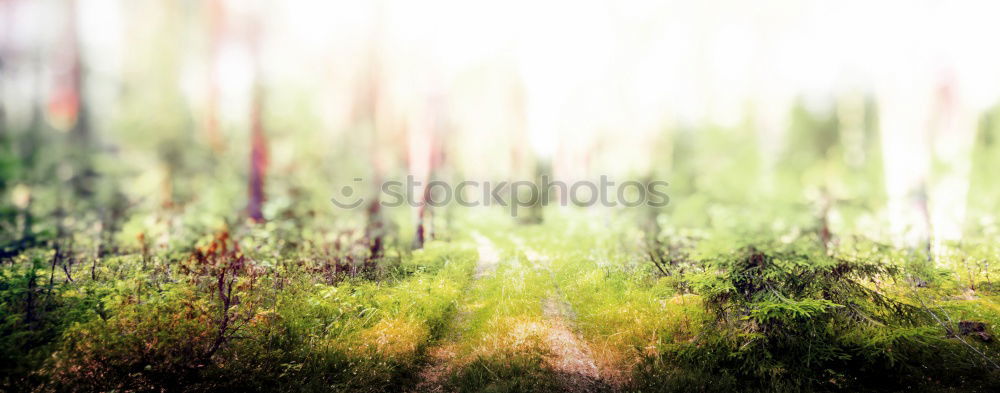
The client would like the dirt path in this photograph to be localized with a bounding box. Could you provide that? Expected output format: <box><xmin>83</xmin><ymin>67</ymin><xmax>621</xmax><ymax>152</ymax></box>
<box><xmin>516</xmin><ymin>238</ymin><xmax>611</xmax><ymax>393</ymax></box>
<box><xmin>413</xmin><ymin>234</ymin><xmax>611</xmax><ymax>393</ymax></box>
<box><xmin>411</xmin><ymin>233</ymin><xmax>501</xmax><ymax>392</ymax></box>
<box><xmin>541</xmin><ymin>297</ymin><xmax>608</xmax><ymax>392</ymax></box>
<box><xmin>471</xmin><ymin>232</ymin><xmax>501</xmax><ymax>279</ymax></box>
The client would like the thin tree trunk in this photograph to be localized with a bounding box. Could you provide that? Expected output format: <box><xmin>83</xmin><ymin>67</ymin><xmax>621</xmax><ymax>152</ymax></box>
<box><xmin>246</xmin><ymin>20</ymin><xmax>267</xmax><ymax>223</ymax></box>
<box><xmin>247</xmin><ymin>90</ymin><xmax>267</xmax><ymax>223</ymax></box>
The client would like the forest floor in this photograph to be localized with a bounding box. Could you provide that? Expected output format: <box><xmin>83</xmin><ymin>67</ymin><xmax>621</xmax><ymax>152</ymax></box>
<box><xmin>7</xmin><ymin>210</ymin><xmax>1000</xmax><ymax>392</ymax></box>
<box><xmin>412</xmin><ymin>228</ymin><xmax>613</xmax><ymax>392</ymax></box>
<box><xmin>391</xmin><ymin>212</ymin><xmax>694</xmax><ymax>393</ymax></box>
<box><xmin>392</xmin><ymin>210</ymin><xmax>1000</xmax><ymax>393</ymax></box>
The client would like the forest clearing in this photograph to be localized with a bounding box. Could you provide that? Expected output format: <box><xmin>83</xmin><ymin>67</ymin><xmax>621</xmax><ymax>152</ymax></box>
<box><xmin>3</xmin><ymin>1</ymin><xmax>1000</xmax><ymax>392</ymax></box>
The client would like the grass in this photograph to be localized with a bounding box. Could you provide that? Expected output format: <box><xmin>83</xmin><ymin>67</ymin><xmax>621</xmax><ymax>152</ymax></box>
<box><xmin>432</xmin><ymin>226</ymin><xmax>562</xmax><ymax>392</ymax></box>
<box><xmin>4</xmin><ymin>208</ymin><xmax>1000</xmax><ymax>392</ymax></box>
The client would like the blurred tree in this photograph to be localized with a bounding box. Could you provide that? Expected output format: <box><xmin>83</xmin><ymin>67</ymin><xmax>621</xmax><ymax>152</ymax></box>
<box><xmin>246</xmin><ymin>18</ymin><xmax>267</xmax><ymax>223</ymax></box>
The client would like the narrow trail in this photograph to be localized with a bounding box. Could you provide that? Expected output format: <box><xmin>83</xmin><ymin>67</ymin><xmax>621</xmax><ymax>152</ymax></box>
<box><xmin>514</xmin><ymin>237</ymin><xmax>611</xmax><ymax>393</ymax></box>
<box><xmin>411</xmin><ymin>232</ymin><xmax>501</xmax><ymax>393</ymax></box>
<box><xmin>413</xmin><ymin>232</ymin><xmax>611</xmax><ymax>393</ymax></box>
<box><xmin>471</xmin><ymin>232</ymin><xmax>501</xmax><ymax>279</ymax></box>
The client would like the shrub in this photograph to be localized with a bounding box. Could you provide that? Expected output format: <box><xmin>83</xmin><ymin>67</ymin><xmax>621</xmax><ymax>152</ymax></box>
<box><xmin>44</xmin><ymin>231</ymin><xmax>269</xmax><ymax>392</ymax></box>
<box><xmin>637</xmin><ymin>234</ymin><xmax>1000</xmax><ymax>392</ymax></box>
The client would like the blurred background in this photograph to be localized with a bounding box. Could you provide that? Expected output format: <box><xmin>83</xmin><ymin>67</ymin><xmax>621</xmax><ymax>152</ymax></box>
<box><xmin>2</xmin><ymin>0</ymin><xmax>1000</xmax><ymax>256</ymax></box>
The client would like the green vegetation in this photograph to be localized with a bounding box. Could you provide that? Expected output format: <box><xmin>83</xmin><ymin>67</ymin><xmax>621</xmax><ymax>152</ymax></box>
<box><xmin>3</xmin><ymin>3</ymin><xmax>1000</xmax><ymax>390</ymax></box>
<box><xmin>2</xmin><ymin>119</ymin><xmax>1000</xmax><ymax>391</ymax></box>
<box><xmin>2</xmin><ymin>196</ymin><xmax>1000</xmax><ymax>393</ymax></box>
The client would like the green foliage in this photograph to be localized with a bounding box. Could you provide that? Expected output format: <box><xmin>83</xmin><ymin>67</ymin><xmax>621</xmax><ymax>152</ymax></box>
<box><xmin>448</xmin><ymin>353</ymin><xmax>561</xmax><ymax>393</ymax></box>
<box><xmin>46</xmin><ymin>284</ymin><xmax>217</xmax><ymax>392</ymax></box>
<box><xmin>637</xmin><ymin>231</ymin><xmax>1000</xmax><ymax>393</ymax></box>
<box><xmin>0</xmin><ymin>252</ymin><xmax>112</xmax><ymax>390</ymax></box>
<box><xmin>34</xmin><ymin>239</ymin><xmax>476</xmax><ymax>392</ymax></box>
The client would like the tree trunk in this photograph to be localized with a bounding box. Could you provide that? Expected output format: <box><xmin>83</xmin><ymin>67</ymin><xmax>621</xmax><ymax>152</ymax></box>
<box><xmin>246</xmin><ymin>20</ymin><xmax>267</xmax><ymax>223</ymax></box>
<box><xmin>247</xmin><ymin>88</ymin><xmax>267</xmax><ymax>223</ymax></box>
